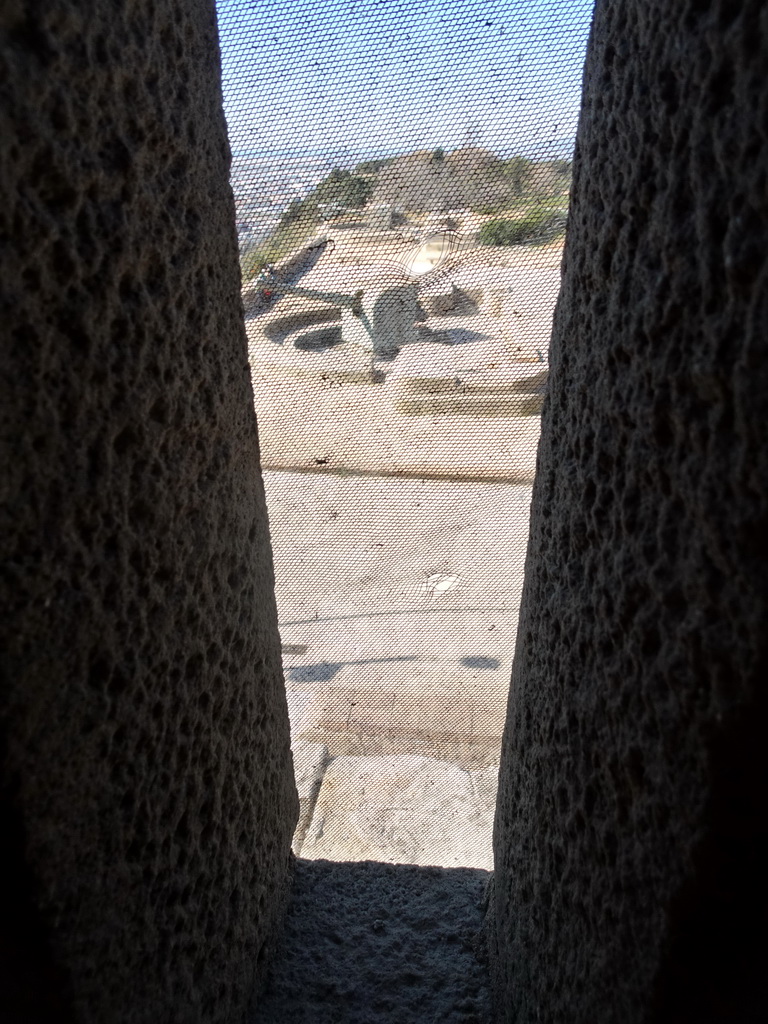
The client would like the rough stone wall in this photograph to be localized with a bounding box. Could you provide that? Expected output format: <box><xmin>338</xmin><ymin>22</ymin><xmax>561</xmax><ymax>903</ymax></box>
<box><xmin>0</xmin><ymin>2</ymin><xmax>297</xmax><ymax>1021</ymax></box>
<box><xmin>490</xmin><ymin>2</ymin><xmax>767</xmax><ymax>1022</ymax></box>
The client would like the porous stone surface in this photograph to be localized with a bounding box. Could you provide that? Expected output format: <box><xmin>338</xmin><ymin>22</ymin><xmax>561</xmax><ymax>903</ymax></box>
<box><xmin>0</xmin><ymin>3</ymin><xmax>297</xmax><ymax>1022</ymax></box>
<box><xmin>490</xmin><ymin>2</ymin><xmax>768</xmax><ymax>1022</ymax></box>
<box><xmin>300</xmin><ymin>755</ymin><xmax>496</xmax><ymax>869</ymax></box>
<box><xmin>254</xmin><ymin>858</ymin><xmax>492</xmax><ymax>1024</ymax></box>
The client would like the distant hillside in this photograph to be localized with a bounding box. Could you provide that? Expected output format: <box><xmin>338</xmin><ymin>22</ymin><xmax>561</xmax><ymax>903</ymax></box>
<box><xmin>239</xmin><ymin>147</ymin><xmax>571</xmax><ymax>278</ymax></box>
<box><xmin>279</xmin><ymin>146</ymin><xmax>570</xmax><ymax>224</ymax></box>
<box><xmin>371</xmin><ymin>147</ymin><xmax>571</xmax><ymax>214</ymax></box>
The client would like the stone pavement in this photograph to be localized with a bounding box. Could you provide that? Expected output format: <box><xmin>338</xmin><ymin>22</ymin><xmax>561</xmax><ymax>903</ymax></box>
<box><xmin>263</xmin><ymin>470</ymin><xmax>535</xmax><ymax>868</ymax></box>
<box><xmin>246</xmin><ymin>241</ymin><xmax>557</xmax><ymax>482</ymax></box>
<box><xmin>252</xmin><ymin>241</ymin><xmax>550</xmax><ymax>869</ymax></box>
<box><xmin>251</xmin><ymin>370</ymin><xmax>542</xmax><ymax>481</ymax></box>
<box><xmin>299</xmin><ymin>754</ymin><xmax>498</xmax><ymax>869</ymax></box>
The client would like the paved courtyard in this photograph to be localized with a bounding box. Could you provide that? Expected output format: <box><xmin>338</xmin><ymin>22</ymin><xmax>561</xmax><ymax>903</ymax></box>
<box><xmin>247</xmin><ymin>241</ymin><xmax>558</xmax><ymax>482</ymax></box>
<box><xmin>250</xmin><ymin>237</ymin><xmax>554</xmax><ymax>867</ymax></box>
<box><xmin>263</xmin><ymin>470</ymin><xmax>535</xmax><ymax>868</ymax></box>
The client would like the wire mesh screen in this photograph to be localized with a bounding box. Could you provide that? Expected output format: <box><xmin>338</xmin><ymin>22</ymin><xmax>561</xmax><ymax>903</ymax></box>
<box><xmin>217</xmin><ymin>0</ymin><xmax>593</xmax><ymax>868</ymax></box>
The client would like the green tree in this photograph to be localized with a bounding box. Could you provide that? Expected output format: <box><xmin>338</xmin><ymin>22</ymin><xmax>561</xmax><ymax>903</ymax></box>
<box><xmin>277</xmin><ymin>198</ymin><xmax>311</xmax><ymax>230</ymax></box>
<box><xmin>500</xmin><ymin>155</ymin><xmax>533</xmax><ymax>197</ymax></box>
<box><xmin>314</xmin><ymin>168</ymin><xmax>374</xmax><ymax>209</ymax></box>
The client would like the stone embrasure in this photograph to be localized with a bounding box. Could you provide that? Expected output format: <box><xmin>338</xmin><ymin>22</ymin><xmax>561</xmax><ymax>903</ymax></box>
<box><xmin>489</xmin><ymin>2</ymin><xmax>768</xmax><ymax>1022</ymax></box>
<box><xmin>0</xmin><ymin>2</ymin><xmax>297</xmax><ymax>1020</ymax></box>
<box><xmin>255</xmin><ymin>858</ymin><xmax>492</xmax><ymax>1024</ymax></box>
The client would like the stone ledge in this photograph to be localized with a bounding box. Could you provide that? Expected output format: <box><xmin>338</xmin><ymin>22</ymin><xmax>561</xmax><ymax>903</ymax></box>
<box><xmin>253</xmin><ymin>859</ymin><xmax>492</xmax><ymax>1024</ymax></box>
<box><xmin>300</xmin><ymin>754</ymin><xmax>498</xmax><ymax>869</ymax></box>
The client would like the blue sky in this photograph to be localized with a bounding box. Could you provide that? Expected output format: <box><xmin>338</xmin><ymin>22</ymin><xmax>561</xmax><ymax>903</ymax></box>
<box><xmin>217</xmin><ymin>0</ymin><xmax>595</xmax><ymax>159</ymax></box>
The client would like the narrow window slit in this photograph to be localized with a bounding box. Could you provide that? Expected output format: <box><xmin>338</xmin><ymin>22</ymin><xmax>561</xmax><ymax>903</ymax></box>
<box><xmin>218</xmin><ymin>0</ymin><xmax>593</xmax><ymax>870</ymax></box>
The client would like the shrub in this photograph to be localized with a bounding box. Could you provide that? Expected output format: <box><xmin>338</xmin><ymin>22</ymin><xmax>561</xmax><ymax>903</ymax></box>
<box><xmin>239</xmin><ymin>212</ymin><xmax>320</xmax><ymax>281</ymax></box>
<box><xmin>240</xmin><ymin>249</ymin><xmax>271</xmax><ymax>280</ymax></box>
<box><xmin>478</xmin><ymin>207</ymin><xmax>568</xmax><ymax>246</ymax></box>
<box><xmin>314</xmin><ymin>168</ymin><xmax>373</xmax><ymax>209</ymax></box>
